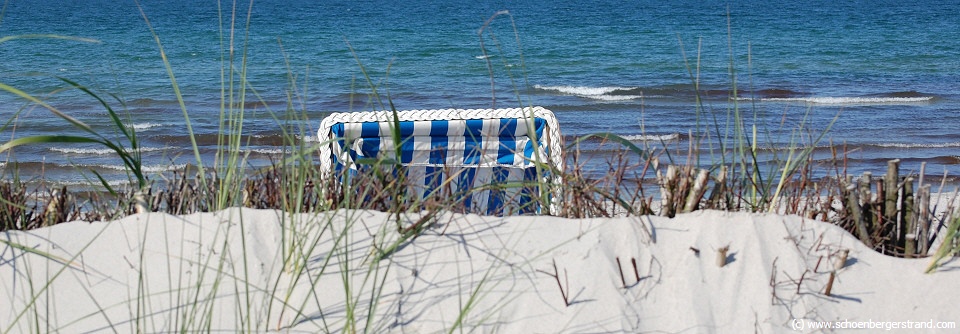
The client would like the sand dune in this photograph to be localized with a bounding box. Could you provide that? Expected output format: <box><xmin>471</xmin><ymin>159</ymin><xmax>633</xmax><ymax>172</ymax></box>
<box><xmin>2</xmin><ymin>208</ymin><xmax>958</xmax><ymax>332</ymax></box>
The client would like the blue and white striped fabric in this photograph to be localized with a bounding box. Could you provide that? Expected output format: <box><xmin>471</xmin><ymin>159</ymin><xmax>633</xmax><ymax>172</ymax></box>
<box><xmin>318</xmin><ymin>108</ymin><xmax>562</xmax><ymax>215</ymax></box>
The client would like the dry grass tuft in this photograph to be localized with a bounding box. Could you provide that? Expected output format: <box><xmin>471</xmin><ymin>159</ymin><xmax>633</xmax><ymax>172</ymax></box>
<box><xmin>1</xmin><ymin>137</ymin><xmax>957</xmax><ymax>264</ymax></box>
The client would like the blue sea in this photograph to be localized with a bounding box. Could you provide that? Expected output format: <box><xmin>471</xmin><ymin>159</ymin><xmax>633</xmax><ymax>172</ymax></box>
<box><xmin>2</xmin><ymin>0</ymin><xmax>959</xmax><ymax>187</ymax></box>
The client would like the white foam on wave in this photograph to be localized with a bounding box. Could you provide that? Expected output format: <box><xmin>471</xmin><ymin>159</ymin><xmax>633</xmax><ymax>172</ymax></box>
<box><xmin>95</xmin><ymin>163</ymin><xmax>187</xmax><ymax>173</ymax></box>
<box><xmin>622</xmin><ymin>133</ymin><xmax>680</xmax><ymax>142</ymax></box>
<box><xmin>251</xmin><ymin>133</ymin><xmax>323</xmax><ymax>143</ymax></box>
<box><xmin>56</xmin><ymin>179</ymin><xmax>132</xmax><ymax>187</ymax></box>
<box><xmin>874</xmin><ymin>142</ymin><xmax>960</xmax><ymax>148</ymax></box>
<box><xmin>229</xmin><ymin>147</ymin><xmax>287</xmax><ymax>155</ymax></box>
<box><xmin>129</xmin><ymin>123</ymin><xmax>164</xmax><ymax>131</ymax></box>
<box><xmin>536</xmin><ymin>85</ymin><xmax>633</xmax><ymax>96</ymax></box>
<box><xmin>752</xmin><ymin>96</ymin><xmax>934</xmax><ymax>105</ymax></box>
<box><xmin>298</xmin><ymin>134</ymin><xmax>320</xmax><ymax>143</ymax></box>
<box><xmin>250</xmin><ymin>148</ymin><xmax>285</xmax><ymax>155</ymax></box>
<box><xmin>535</xmin><ymin>85</ymin><xmax>643</xmax><ymax>101</ymax></box>
<box><xmin>51</xmin><ymin>146</ymin><xmax>173</xmax><ymax>155</ymax></box>
<box><xmin>52</xmin><ymin>148</ymin><xmax>116</xmax><ymax>155</ymax></box>
<box><xmin>586</xmin><ymin>94</ymin><xmax>644</xmax><ymax>101</ymax></box>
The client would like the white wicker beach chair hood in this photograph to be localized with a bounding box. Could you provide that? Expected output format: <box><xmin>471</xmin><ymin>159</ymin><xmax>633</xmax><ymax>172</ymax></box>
<box><xmin>317</xmin><ymin>107</ymin><xmax>562</xmax><ymax>215</ymax></box>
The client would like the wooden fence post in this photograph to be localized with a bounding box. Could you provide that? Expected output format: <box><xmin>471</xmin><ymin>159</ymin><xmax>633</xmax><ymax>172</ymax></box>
<box><xmin>902</xmin><ymin>177</ymin><xmax>915</xmax><ymax>257</ymax></box>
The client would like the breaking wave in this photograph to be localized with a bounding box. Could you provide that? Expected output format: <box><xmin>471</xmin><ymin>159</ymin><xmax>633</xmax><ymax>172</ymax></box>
<box><xmin>621</xmin><ymin>133</ymin><xmax>681</xmax><ymax>142</ymax></box>
<box><xmin>51</xmin><ymin>146</ymin><xmax>173</xmax><ymax>155</ymax></box>
<box><xmin>871</xmin><ymin>142</ymin><xmax>960</xmax><ymax>149</ymax></box>
<box><xmin>534</xmin><ymin>85</ymin><xmax>644</xmax><ymax>101</ymax></box>
<box><xmin>130</xmin><ymin>123</ymin><xmax>164</xmax><ymax>131</ymax></box>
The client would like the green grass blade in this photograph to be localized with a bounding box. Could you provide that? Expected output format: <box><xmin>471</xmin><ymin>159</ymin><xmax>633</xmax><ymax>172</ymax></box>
<box><xmin>0</xmin><ymin>82</ymin><xmax>98</xmax><ymax>136</ymax></box>
<box><xmin>926</xmin><ymin>215</ymin><xmax>960</xmax><ymax>273</ymax></box>
<box><xmin>566</xmin><ymin>133</ymin><xmax>650</xmax><ymax>161</ymax></box>
<box><xmin>0</xmin><ymin>135</ymin><xmax>105</xmax><ymax>153</ymax></box>
<box><xmin>134</xmin><ymin>1</ymin><xmax>205</xmax><ymax>178</ymax></box>
<box><xmin>0</xmin><ymin>239</ymin><xmax>78</xmax><ymax>269</ymax></box>
<box><xmin>56</xmin><ymin>77</ymin><xmax>134</xmax><ymax>141</ymax></box>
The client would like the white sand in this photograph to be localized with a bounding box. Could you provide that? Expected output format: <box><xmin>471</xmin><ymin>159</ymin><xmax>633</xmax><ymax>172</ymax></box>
<box><xmin>2</xmin><ymin>208</ymin><xmax>959</xmax><ymax>332</ymax></box>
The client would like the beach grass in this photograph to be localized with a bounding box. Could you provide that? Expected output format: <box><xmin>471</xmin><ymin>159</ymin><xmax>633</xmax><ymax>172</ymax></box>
<box><xmin>0</xmin><ymin>0</ymin><xmax>956</xmax><ymax>257</ymax></box>
<box><xmin>2</xmin><ymin>3</ymin><xmax>960</xmax><ymax>333</ymax></box>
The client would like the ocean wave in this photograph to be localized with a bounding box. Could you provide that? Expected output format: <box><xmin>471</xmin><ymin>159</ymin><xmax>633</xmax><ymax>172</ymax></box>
<box><xmin>748</xmin><ymin>96</ymin><xmax>934</xmax><ymax>105</ymax></box>
<box><xmin>251</xmin><ymin>148</ymin><xmax>286</xmax><ymax>154</ymax></box>
<box><xmin>53</xmin><ymin>179</ymin><xmax>133</xmax><ymax>187</ymax></box>
<box><xmin>129</xmin><ymin>123</ymin><xmax>164</xmax><ymax>131</ymax></box>
<box><xmin>51</xmin><ymin>148</ymin><xmax>116</xmax><ymax>155</ymax></box>
<box><xmin>95</xmin><ymin>163</ymin><xmax>187</xmax><ymax>173</ymax></box>
<box><xmin>621</xmin><ymin>133</ymin><xmax>681</xmax><ymax>142</ymax></box>
<box><xmin>2</xmin><ymin>161</ymin><xmax>188</xmax><ymax>174</ymax></box>
<box><xmin>256</xmin><ymin>133</ymin><xmax>321</xmax><ymax>143</ymax></box>
<box><xmin>563</xmin><ymin>133</ymin><xmax>684</xmax><ymax>146</ymax></box>
<box><xmin>535</xmin><ymin>85</ymin><xmax>635</xmax><ymax>96</ymax></box>
<box><xmin>51</xmin><ymin>146</ymin><xmax>174</xmax><ymax>155</ymax></box>
<box><xmin>534</xmin><ymin>85</ymin><xmax>643</xmax><ymax>101</ymax></box>
<box><xmin>298</xmin><ymin>134</ymin><xmax>320</xmax><ymax>142</ymax></box>
<box><xmin>128</xmin><ymin>97</ymin><xmax>179</xmax><ymax>107</ymax></box>
<box><xmin>881</xmin><ymin>90</ymin><xmax>930</xmax><ymax>98</ymax></box>
<box><xmin>750</xmin><ymin>88</ymin><xmax>806</xmax><ymax>99</ymax></box>
<box><xmin>821</xmin><ymin>155</ymin><xmax>960</xmax><ymax>166</ymax></box>
<box><xmin>586</xmin><ymin>94</ymin><xmax>645</xmax><ymax>101</ymax></box>
<box><xmin>872</xmin><ymin>142</ymin><xmax>960</xmax><ymax>149</ymax></box>
<box><xmin>230</xmin><ymin>148</ymin><xmax>287</xmax><ymax>155</ymax></box>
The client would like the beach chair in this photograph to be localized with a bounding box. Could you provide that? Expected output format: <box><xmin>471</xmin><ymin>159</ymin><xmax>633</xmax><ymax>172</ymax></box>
<box><xmin>317</xmin><ymin>107</ymin><xmax>562</xmax><ymax>215</ymax></box>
